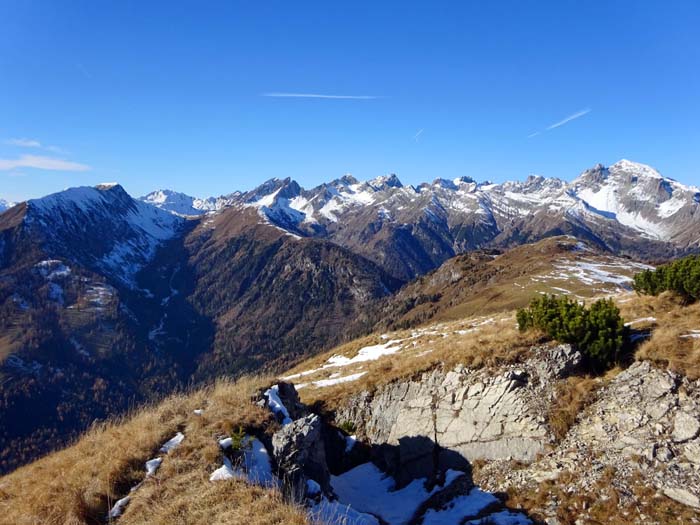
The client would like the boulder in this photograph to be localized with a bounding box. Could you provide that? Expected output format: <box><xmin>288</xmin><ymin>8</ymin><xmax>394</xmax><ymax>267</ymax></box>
<box><xmin>272</xmin><ymin>414</ymin><xmax>331</xmax><ymax>499</ymax></box>
<box><xmin>663</xmin><ymin>487</ymin><xmax>700</xmax><ymax>509</ymax></box>
<box><xmin>672</xmin><ymin>411</ymin><xmax>700</xmax><ymax>443</ymax></box>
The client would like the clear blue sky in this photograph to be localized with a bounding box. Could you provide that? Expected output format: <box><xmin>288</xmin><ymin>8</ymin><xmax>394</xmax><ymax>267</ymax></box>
<box><xmin>1</xmin><ymin>1</ymin><xmax>699</xmax><ymax>201</ymax></box>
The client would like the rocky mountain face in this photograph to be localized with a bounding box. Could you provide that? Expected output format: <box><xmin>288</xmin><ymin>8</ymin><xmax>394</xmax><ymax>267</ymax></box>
<box><xmin>1</xmin><ymin>184</ymin><xmax>184</xmax><ymax>284</ymax></box>
<box><xmin>180</xmin><ymin>206</ymin><xmax>401</xmax><ymax>377</ymax></box>
<box><xmin>144</xmin><ymin>159</ymin><xmax>698</xmax><ymax>281</ymax></box>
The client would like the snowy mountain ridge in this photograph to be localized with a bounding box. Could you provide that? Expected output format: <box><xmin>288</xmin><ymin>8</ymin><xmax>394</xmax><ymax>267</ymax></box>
<box><xmin>23</xmin><ymin>184</ymin><xmax>184</xmax><ymax>285</ymax></box>
<box><xmin>0</xmin><ymin>199</ymin><xmax>16</xmax><ymax>212</ymax></box>
<box><xmin>225</xmin><ymin>159</ymin><xmax>700</xmax><ymax>249</ymax></box>
<box><xmin>140</xmin><ymin>189</ymin><xmax>237</xmax><ymax>216</ymax></box>
<box><xmin>136</xmin><ymin>159</ymin><xmax>699</xmax><ymax>248</ymax></box>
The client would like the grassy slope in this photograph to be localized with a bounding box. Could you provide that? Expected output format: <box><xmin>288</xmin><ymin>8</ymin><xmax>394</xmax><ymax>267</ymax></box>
<box><xmin>374</xmin><ymin>236</ymin><xmax>650</xmax><ymax>330</ymax></box>
<box><xmin>0</xmin><ymin>377</ymin><xmax>307</xmax><ymax>525</ymax></box>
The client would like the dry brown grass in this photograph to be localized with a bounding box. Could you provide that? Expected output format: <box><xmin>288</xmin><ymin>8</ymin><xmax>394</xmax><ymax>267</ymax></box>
<box><xmin>0</xmin><ymin>376</ymin><xmax>308</xmax><ymax>525</ymax></box>
<box><xmin>293</xmin><ymin>315</ymin><xmax>543</xmax><ymax>410</ymax></box>
<box><xmin>616</xmin><ymin>292</ymin><xmax>700</xmax><ymax>379</ymax></box>
<box><xmin>505</xmin><ymin>466</ymin><xmax>698</xmax><ymax>525</ymax></box>
<box><xmin>547</xmin><ymin>375</ymin><xmax>600</xmax><ymax>442</ymax></box>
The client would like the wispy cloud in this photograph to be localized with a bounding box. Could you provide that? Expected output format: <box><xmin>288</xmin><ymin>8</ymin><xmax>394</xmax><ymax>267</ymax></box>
<box><xmin>545</xmin><ymin>108</ymin><xmax>591</xmax><ymax>130</ymax></box>
<box><xmin>262</xmin><ymin>92</ymin><xmax>380</xmax><ymax>100</ymax></box>
<box><xmin>413</xmin><ymin>129</ymin><xmax>424</xmax><ymax>142</ymax></box>
<box><xmin>527</xmin><ymin>108</ymin><xmax>591</xmax><ymax>139</ymax></box>
<box><xmin>5</xmin><ymin>137</ymin><xmax>65</xmax><ymax>153</ymax></box>
<box><xmin>5</xmin><ymin>138</ymin><xmax>41</xmax><ymax>148</ymax></box>
<box><xmin>0</xmin><ymin>155</ymin><xmax>90</xmax><ymax>172</ymax></box>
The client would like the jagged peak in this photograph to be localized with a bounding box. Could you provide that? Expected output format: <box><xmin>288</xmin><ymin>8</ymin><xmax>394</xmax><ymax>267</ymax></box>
<box><xmin>368</xmin><ymin>173</ymin><xmax>403</xmax><ymax>190</ymax></box>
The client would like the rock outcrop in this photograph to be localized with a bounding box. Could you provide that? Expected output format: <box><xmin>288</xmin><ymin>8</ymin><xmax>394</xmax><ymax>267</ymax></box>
<box><xmin>335</xmin><ymin>345</ymin><xmax>582</xmax><ymax>481</ymax></box>
<box><xmin>477</xmin><ymin>360</ymin><xmax>700</xmax><ymax>520</ymax></box>
<box><xmin>272</xmin><ymin>414</ymin><xmax>333</xmax><ymax>499</ymax></box>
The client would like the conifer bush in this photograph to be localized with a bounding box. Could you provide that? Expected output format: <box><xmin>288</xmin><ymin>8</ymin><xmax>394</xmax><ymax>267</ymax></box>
<box><xmin>517</xmin><ymin>295</ymin><xmax>627</xmax><ymax>370</ymax></box>
<box><xmin>633</xmin><ymin>255</ymin><xmax>700</xmax><ymax>303</ymax></box>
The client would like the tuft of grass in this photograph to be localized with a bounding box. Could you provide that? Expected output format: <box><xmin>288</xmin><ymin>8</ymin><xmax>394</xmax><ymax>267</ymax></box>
<box><xmin>617</xmin><ymin>293</ymin><xmax>700</xmax><ymax>379</ymax></box>
<box><xmin>547</xmin><ymin>376</ymin><xmax>600</xmax><ymax>442</ymax></box>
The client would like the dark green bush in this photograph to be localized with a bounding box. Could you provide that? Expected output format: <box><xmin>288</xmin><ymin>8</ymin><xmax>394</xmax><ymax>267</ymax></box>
<box><xmin>517</xmin><ymin>295</ymin><xmax>627</xmax><ymax>370</ymax></box>
<box><xmin>633</xmin><ymin>255</ymin><xmax>700</xmax><ymax>303</ymax></box>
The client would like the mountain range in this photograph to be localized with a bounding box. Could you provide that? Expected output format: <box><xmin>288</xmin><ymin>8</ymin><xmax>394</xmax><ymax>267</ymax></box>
<box><xmin>0</xmin><ymin>158</ymin><xmax>698</xmax><ymax>473</ymax></box>
<box><xmin>142</xmin><ymin>159</ymin><xmax>700</xmax><ymax>279</ymax></box>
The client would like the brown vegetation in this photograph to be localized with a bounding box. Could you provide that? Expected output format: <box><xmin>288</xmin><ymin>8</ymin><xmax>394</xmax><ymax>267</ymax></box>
<box><xmin>0</xmin><ymin>377</ymin><xmax>307</xmax><ymax>525</ymax></box>
<box><xmin>617</xmin><ymin>292</ymin><xmax>700</xmax><ymax>379</ymax></box>
<box><xmin>504</xmin><ymin>466</ymin><xmax>698</xmax><ymax>525</ymax></box>
<box><xmin>292</xmin><ymin>315</ymin><xmax>544</xmax><ymax>410</ymax></box>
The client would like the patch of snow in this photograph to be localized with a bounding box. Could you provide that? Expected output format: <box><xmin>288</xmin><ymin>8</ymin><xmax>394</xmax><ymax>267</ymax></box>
<box><xmin>193</xmin><ymin>409</ymin><xmax>204</xmax><ymax>415</ymax></box>
<box><xmin>466</xmin><ymin>510</ymin><xmax>531</xmax><ymax>524</ymax></box>
<box><xmin>312</xmin><ymin>372</ymin><xmax>366</xmax><ymax>388</ymax></box>
<box><xmin>307</xmin><ymin>479</ymin><xmax>322</xmax><ymax>496</ymax></box>
<box><xmin>624</xmin><ymin>317</ymin><xmax>657</xmax><ymax>327</ymax></box>
<box><xmin>145</xmin><ymin>457</ymin><xmax>162</xmax><ymax>477</ymax></box>
<box><xmin>345</xmin><ymin>435</ymin><xmax>357</xmax><ymax>453</ymax></box>
<box><xmin>148</xmin><ymin>317</ymin><xmax>166</xmax><ymax>341</ymax></box>
<box><xmin>70</xmin><ymin>337</ymin><xmax>90</xmax><ymax>358</ymax></box>
<box><xmin>658</xmin><ymin>194</ymin><xmax>687</xmax><ymax>218</ymax></box>
<box><xmin>264</xmin><ymin>385</ymin><xmax>293</xmax><ymax>425</ymax></box>
<box><xmin>310</xmin><ymin>498</ymin><xmax>380</xmax><ymax>525</ymax></box>
<box><xmin>422</xmin><ymin>488</ymin><xmax>500</xmax><ymax>525</ymax></box>
<box><xmin>107</xmin><ymin>496</ymin><xmax>130</xmax><ymax>519</ymax></box>
<box><xmin>35</xmin><ymin>259</ymin><xmax>71</xmax><ymax>280</ymax></box>
<box><xmin>159</xmin><ymin>432</ymin><xmax>184</xmax><ymax>453</ymax></box>
<box><xmin>240</xmin><ymin>437</ymin><xmax>275</xmax><ymax>486</ymax></box>
<box><xmin>210</xmin><ymin>456</ymin><xmax>238</xmax><ymax>481</ymax></box>
<box><xmin>325</xmin><ymin>340</ymin><xmax>404</xmax><ymax>368</ymax></box>
<box><xmin>210</xmin><ymin>436</ymin><xmax>276</xmax><ymax>487</ymax></box>
<box><xmin>549</xmin><ymin>286</ymin><xmax>571</xmax><ymax>294</ymax></box>
<box><xmin>331</xmin><ymin>463</ymin><xmax>462</xmax><ymax>525</ymax></box>
<box><xmin>219</xmin><ymin>437</ymin><xmax>233</xmax><ymax>449</ymax></box>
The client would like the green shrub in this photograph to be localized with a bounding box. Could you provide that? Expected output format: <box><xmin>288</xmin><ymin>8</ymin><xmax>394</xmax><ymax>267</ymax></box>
<box><xmin>229</xmin><ymin>426</ymin><xmax>247</xmax><ymax>452</ymax></box>
<box><xmin>633</xmin><ymin>255</ymin><xmax>700</xmax><ymax>303</ymax></box>
<box><xmin>337</xmin><ymin>420</ymin><xmax>356</xmax><ymax>434</ymax></box>
<box><xmin>517</xmin><ymin>295</ymin><xmax>627</xmax><ymax>370</ymax></box>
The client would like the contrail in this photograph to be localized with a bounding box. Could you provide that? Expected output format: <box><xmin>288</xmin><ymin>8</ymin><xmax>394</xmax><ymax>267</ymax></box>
<box><xmin>262</xmin><ymin>92</ymin><xmax>380</xmax><ymax>100</ymax></box>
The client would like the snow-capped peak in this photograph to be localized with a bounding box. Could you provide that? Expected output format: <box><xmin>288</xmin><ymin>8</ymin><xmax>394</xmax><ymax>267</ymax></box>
<box><xmin>609</xmin><ymin>159</ymin><xmax>663</xmax><ymax>180</ymax></box>
<box><xmin>0</xmin><ymin>198</ymin><xmax>17</xmax><ymax>212</ymax></box>
<box><xmin>368</xmin><ymin>174</ymin><xmax>403</xmax><ymax>190</ymax></box>
<box><xmin>140</xmin><ymin>189</ymin><xmax>232</xmax><ymax>216</ymax></box>
<box><xmin>26</xmin><ymin>184</ymin><xmax>183</xmax><ymax>285</ymax></box>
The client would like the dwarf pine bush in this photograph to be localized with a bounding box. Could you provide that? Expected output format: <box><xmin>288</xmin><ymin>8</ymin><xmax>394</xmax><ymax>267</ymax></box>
<box><xmin>633</xmin><ymin>255</ymin><xmax>700</xmax><ymax>303</ymax></box>
<box><xmin>517</xmin><ymin>295</ymin><xmax>627</xmax><ymax>370</ymax></box>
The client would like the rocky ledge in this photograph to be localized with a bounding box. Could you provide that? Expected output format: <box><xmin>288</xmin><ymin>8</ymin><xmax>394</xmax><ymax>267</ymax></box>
<box><xmin>334</xmin><ymin>345</ymin><xmax>582</xmax><ymax>478</ymax></box>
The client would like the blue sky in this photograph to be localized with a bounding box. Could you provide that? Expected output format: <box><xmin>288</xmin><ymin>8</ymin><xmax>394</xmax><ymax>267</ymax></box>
<box><xmin>1</xmin><ymin>1</ymin><xmax>699</xmax><ymax>201</ymax></box>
